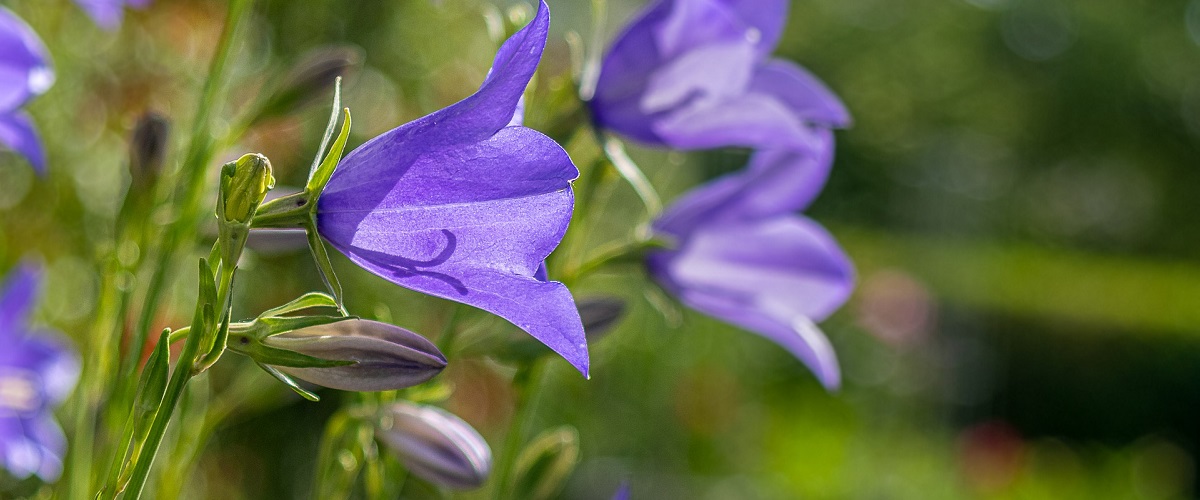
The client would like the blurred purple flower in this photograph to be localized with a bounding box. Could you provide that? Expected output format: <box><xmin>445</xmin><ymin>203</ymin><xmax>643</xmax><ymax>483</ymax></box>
<box><xmin>0</xmin><ymin>7</ymin><xmax>54</xmax><ymax>174</ymax></box>
<box><xmin>647</xmin><ymin>134</ymin><xmax>854</xmax><ymax>389</ymax></box>
<box><xmin>0</xmin><ymin>263</ymin><xmax>81</xmax><ymax>481</ymax></box>
<box><xmin>316</xmin><ymin>1</ymin><xmax>589</xmax><ymax>376</ymax></box>
<box><xmin>72</xmin><ymin>0</ymin><xmax>151</xmax><ymax>30</ymax></box>
<box><xmin>590</xmin><ymin>0</ymin><xmax>848</xmax><ymax>151</ymax></box>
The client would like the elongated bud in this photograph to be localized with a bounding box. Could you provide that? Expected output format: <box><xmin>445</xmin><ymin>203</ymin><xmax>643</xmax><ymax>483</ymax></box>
<box><xmin>128</xmin><ymin>112</ymin><xmax>169</xmax><ymax>191</ymax></box>
<box><xmin>377</xmin><ymin>402</ymin><xmax>491</xmax><ymax>490</ymax></box>
<box><xmin>221</xmin><ymin>153</ymin><xmax>275</xmax><ymax>225</ymax></box>
<box><xmin>511</xmin><ymin>427</ymin><xmax>581</xmax><ymax>500</ymax></box>
<box><xmin>578</xmin><ymin>296</ymin><xmax>626</xmax><ymax>342</ymax></box>
<box><xmin>256</xmin><ymin>45</ymin><xmax>363</xmax><ymax>121</ymax></box>
<box><xmin>263</xmin><ymin>320</ymin><xmax>446</xmax><ymax>392</ymax></box>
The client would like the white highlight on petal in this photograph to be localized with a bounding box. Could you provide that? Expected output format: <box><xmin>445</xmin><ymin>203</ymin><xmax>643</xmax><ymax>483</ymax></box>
<box><xmin>0</xmin><ymin>370</ymin><xmax>40</xmax><ymax>414</ymax></box>
<box><xmin>27</xmin><ymin>66</ymin><xmax>54</xmax><ymax>96</ymax></box>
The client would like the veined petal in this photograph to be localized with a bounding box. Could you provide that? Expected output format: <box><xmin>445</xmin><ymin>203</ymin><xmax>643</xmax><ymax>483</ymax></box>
<box><xmin>652</xmin><ymin>92</ymin><xmax>822</xmax><ymax>151</ymax></box>
<box><xmin>655</xmin><ymin>129</ymin><xmax>835</xmax><ymax>236</ymax></box>
<box><xmin>325</xmin><ymin>0</ymin><xmax>549</xmax><ymax>192</ymax></box>
<box><xmin>0</xmin><ymin>112</ymin><xmax>46</xmax><ymax>174</ymax></box>
<box><xmin>648</xmin><ymin>216</ymin><xmax>853</xmax><ymax>389</ymax></box>
<box><xmin>0</xmin><ymin>7</ymin><xmax>53</xmax><ymax>113</ymax></box>
<box><xmin>0</xmin><ymin>262</ymin><xmax>39</xmax><ymax>336</ymax></box>
<box><xmin>750</xmin><ymin>59</ymin><xmax>851</xmax><ymax>128</ymax></box>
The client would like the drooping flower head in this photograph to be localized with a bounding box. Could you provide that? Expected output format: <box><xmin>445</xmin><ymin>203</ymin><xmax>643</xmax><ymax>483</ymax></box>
<box><xmin>376</xmin><ymin>402</ymin><xmax>492</xmax><ymax>490</ymax></box>
<box><xmin>0</xmin><ymin>7</ymin><xmax>54</xmax><ymax>173</ymax></box>
<box><xmin>647</xmin><ymin>135</ymin><xmax>854</xmax><ymax>390</ymax></box>
<box><xmin>72</xmin><ymin>0</ymin><xmax>151</xmax><ymax>30</ymax></box>
<box><xmin>589</xmin><ymin>0</ymin><xmax>849</xmax><ymax>151</ymax></box>
<box><xmin>316</xmin><ymin>1</ymin><xmax>589</xmax><ymax>376</ymax></box>
<box><xmin>0</xmin><ymin>263</ymin><xmax>81</xmax><ymax>481</ymax></box>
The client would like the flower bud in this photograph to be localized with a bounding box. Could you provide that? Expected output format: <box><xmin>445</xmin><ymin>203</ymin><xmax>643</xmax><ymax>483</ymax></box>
<box><xmin>377</xmin><ymin>402</ymin><xmax>491</xmax><ymax>490</ymax></box>
<box><xmin>262</xmin><ymin>319</ymin><xmax>446</xmax><ymax>392</ymax></box>
<box><xmin>578</xmin><ymin>296</ymin><xmax>626</xmax><ymax>342</ymax></box>
<box><xmin>256</xmin><ymin>45</ymin><xmax>363</xmax><ymax>122</ymax></box>
<box><xmin>128</xmin><ymin>111</ymin><xmax>170</xmax><ymax>191</ymax></box>
<box><xmin>221</xmin><ymin>153</ymin><xmax>275</xmax><ymax>225</ymax></box>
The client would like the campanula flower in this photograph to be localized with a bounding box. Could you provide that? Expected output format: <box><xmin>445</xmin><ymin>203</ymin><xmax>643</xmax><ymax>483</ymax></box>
<box><xmin>0</xmin><ymin>263</ymin><xmax>81</xmax><ymax>481</ymax></box>
<box><xmin>377</xmin><ymin>402</ymin><xmax>492</xmax><ymax>490</ymax></box>
<box><xmin>589</xmin><ymin>0</ymin><xmax>849</xmax><ymax>152</ymax></box>
<box><xmin>72</xmin><ymin>0</ymin><xmax>151</xmax><ymax>30</ymax></box>
<box><xmin>647</xmin><ymin>134</ymin><xmax>854</xmax><ymax>389</ymax></box>
<box><xmin>315</xmin><ymin>1</ymin><xmax>589</xmax><ymax>376</ymax></box>
<box><xmin>0</xmin><ymin>7</ymin><xmax>53</xmax><ymax>173</ymax></box>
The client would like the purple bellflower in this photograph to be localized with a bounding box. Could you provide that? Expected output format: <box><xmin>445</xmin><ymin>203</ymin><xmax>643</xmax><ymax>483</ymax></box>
<box><xmin>0</xmin><ymin>263</ymin><xmax>81</xmax><ymax>481</ymax></box>
<box><xmin>589</xmin><ymin>0</ymin><xmax>849</xmax><ymax>151</ymax></box>
<box><xmin>0</xmin><ymin>7</ymin><xmax>53</xmax><ymax>173</ymax></box>
<box><xmin>377</xmin><ymin>402</ymin><xmax>492</xmax><ymax>490</ymax></box>
<box><xmin>72</xmin><ymin>0</ymin><xmax>151</xmax><ymax>30</ymax></box>
<box><xmin>647</xmin><ymin>134</ymin><xmax>854</xmax><ymax>390</ymax></box>
<box><xmin>314</xmin><ymin>1</ymin><xmax>589</xmax><ymax>376</ymax></box>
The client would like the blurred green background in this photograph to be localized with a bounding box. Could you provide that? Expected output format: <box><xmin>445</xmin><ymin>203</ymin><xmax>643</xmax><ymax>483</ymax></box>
<box><xmin>2</xmin><ymin>0</ymin><xmax>1199</xmax><ymax>498</ymax></box>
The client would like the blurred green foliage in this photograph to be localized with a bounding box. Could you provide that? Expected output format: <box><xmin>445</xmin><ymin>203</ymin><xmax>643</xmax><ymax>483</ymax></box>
<box><xmin>2</xmin><ymin>0</ymin><xmax>1199</xmax><ymax>498</ymax></box>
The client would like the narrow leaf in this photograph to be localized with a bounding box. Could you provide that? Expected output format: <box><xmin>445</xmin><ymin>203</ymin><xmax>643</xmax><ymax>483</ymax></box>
<box><xmin>256</xmin><ymin>361</ymin><xmax>321</xmax><ymax>401</ymax></box>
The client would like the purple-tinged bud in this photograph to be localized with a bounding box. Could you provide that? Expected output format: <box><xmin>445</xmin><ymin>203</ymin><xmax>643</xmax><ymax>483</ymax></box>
<box><xmin>262</xmin><ymin>320</ymin><xmax>446</xmax><ymax>392</ymax></box>
<box><xmin>377</xmin><ymin>402</ymin><xmax>491</xmax><ymax>490</ymax></box>
<box><xmin>128</xmin><ymin>111</ymin><xmax>169</xmax><ymax>191</ymax></box>
<box><xmin>578</xmin><ymin>296</ymin><xmax>626</xmax><ymax>342</ymax></box>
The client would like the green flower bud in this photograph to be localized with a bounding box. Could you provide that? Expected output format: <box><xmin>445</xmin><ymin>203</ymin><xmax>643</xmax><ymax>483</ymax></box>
<box><xmin>221</xmin><ymin>153</ymin><xmax>275</xmax><ymax>224</ymax></box>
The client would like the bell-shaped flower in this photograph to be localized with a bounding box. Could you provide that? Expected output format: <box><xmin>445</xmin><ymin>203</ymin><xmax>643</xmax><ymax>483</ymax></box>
<box><xmin>0</xmin><ymin>7</ymin><xmax>54</xmax><ymax>173</ymax></box>
<box><xmin>647</xmin><ymin>134</ymin><xmax>854</xmax><ymax>389</ymax></box>
<box><xmin>589</xmin><ymin>0</ymin><xmax>849</xmax><ymax>152</ymax></box>
<box><xmin>377</xmin><ymin>402</ymin><xmax>491</xmax><ymax>490</ymax></box>
<box><xmin>314</xmin><ymin>1</ymin><xmax>589</xmax><ymax>376</ymax></box>
<box><xmin>0</xmin><ymin>263</ymin><xmax>81</xmax><ymax>481</ymax></box>
<box><xmin>260</xmin><ymin>319</ymin><xmax>447</xmax><ymax>392</ymax></box>
<box><xmin>72</xmin><ymin>0</ymin><xmax>151</xmax><ymax>30</ymax></box>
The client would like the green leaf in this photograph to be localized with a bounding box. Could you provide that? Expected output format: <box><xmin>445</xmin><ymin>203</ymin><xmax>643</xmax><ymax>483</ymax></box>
<box><xmin>305</xmin><ymin>218</ymin><xmax>347</xmax><ymax>314</ymax></box>
<box><xmin>132</xmin><ymin>330</ymin><xmax>171</xmax><ymax>435</ymax></box>
<box><xmin>255</xmin><ymin>362</ymin><xmax>321</xmax><ymax>402</ymax></box>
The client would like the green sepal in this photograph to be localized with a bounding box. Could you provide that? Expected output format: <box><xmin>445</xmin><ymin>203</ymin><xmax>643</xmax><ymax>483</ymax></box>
<box><xmin>259</xmin><ymin>291</ymin><xmax>340</xmax><ymax>318</ymax></box>
<box><xmin>255</xmin><ymin>361</ymin><xmax>321</xmax><ymax>402</ymax></box>
<box><xmin>228</xmin><ymin>332</ymin><xmax>355</xmax><ymax>368</ymax></box>
<box><xmin>192</xmin><ymin>259</ymin><xmax>218</xmax><ymax>336</ymax></box>
<box><xmin>307</xmin><ymin>107</ymin><xmax>352</xmax><ymax>194</ymax></box>
<box><xmin>308</xmin><ymin>77</ymin><xmax>343</xmax><ymax>181</ymax></box>
<box><xmin>243</xmin><ymin>314</ymin><xmax>359</xmax><ymax>340</ymax></box>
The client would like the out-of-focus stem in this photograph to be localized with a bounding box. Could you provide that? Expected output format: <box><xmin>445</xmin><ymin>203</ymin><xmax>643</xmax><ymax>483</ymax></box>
<box><xmin>123</xmin><ymin>0</ymin><xmax>254</xmax><ymax>397</ymax></box>
<box><xmin>492</xmin><ymin>360</ymin><xmax>551</xmax><ymax>500</ymax></box>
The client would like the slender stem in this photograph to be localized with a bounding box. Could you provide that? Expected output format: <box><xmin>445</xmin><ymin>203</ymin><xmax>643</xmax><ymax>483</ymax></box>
<box><xmin>124</xmin><ymin>0</ymin><xmax>254</xmax><ymax>395</ymax></box>
<box><xmin>492</xmin><ymin>360</ymin><xmax>550</xmax><ymax>500</ymax></box>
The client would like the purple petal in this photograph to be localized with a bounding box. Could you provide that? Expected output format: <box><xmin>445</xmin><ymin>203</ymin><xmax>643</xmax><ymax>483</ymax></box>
<box><xmin>0</xmin><ymin>414</ymin><xmax>66</xmax><ymax>481</ymax></box>
<box><xmin>652</xmin><ymin>92</ymin><xmax>821</xmax><ymax>151</ymax></box>
<box><xmin>590</xmin><ymin>1</ymin><xmax>675</xmax><ymax>144</ymax></box>
<box><xmin>0</xmin><ymin>7</ymin><xmax>53</xmax><ymax>112</ymax></box>
<box><xmin>318</xmin><ymin>2</ymin><xmax>588</xmax><ymax>375</ymax></box>
<box><xmin>0</xmin><ymin>111</ymin><xmax>47</xmax><ymax>173</ymax></box>
<box><xmin>655</xmin><ymin>130</ymin><xmax>835</xmax><ymax>236</ymax></box>
<box><xmin>71</xmin><ymin>0</ymin><xmax>125</xmax><ymax>30</ymax></box>
<box><xmin>0</xmin><ymin>334</ymin><xmax>81</xmax><ymax>408</ymax></box>
<box><xmin>326</xmin><ymin>0</ymin><xmax>548</xmax><ymax>178</ymax></box>
<box><xmin>648</xmin><ymin>216</ymin><xmax>853</xmax><ymax>389</ymax></box>
<box><xmin>655</xmin><ymin>0</ymin><xmax>762</xmax><ymax>58</ymax></box>
<box><xmin>612</xmin><ymin>482</ymin><xmax>632</xmax><ymax>500</ymax></box>
<box><xmin>0</xmin><ymin>262</ymin><xmax>40</xmax><ymax>336</ymax></box>
<box><xmin>639</xmin><ymin>42</ymin><xmax>756</xmax><ymax>115</ymax></box>
<box><xmin>720</xmin><ymin>0</ymin><xmax>789</xmax><ymax>56</ymax></box>
<box><xmin>749</xmin><ymin>59</ymin><xmax>851</xmax><ymax>128</ymax></box>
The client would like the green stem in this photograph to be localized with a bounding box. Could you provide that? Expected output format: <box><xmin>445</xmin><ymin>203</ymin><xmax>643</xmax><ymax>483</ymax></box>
<box><xmin>492</xmin><ymin>360</ymin><xmax>550</xmax><ymax>500</ymax></box>
<box><xmin>123</xmin><ymin>0</ymin><xmax>254</xmax><ymax>396</ymax></box>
